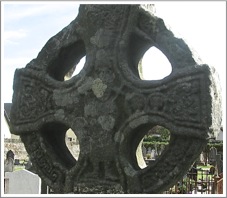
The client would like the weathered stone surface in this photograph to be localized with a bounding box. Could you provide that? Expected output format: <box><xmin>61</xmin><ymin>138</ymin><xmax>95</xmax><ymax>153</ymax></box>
<box><xmin>10</xmin><ymin>5</ymin><xmax>221</xmax><ymax>194</ymax></box>
<box><xmin>5</xmin><ymin>170</ymin><xmax>41</xmax><ymax>194</ymax></box>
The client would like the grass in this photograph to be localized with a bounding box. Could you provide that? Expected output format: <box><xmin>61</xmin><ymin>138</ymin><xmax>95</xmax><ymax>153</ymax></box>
<box><xmin>196</xmin><ymin>165</ymin><xmax>214</xmax><ymax>181</ymax></box>
<box><xmin>197</xmin><ymin>165</ymin><xmax>213</xmax><ymax>170</ymax></box>
<box><xmin>13</xmin><ymin>165</ymin><xmax>25</xmax><ymax>171</ymax></box>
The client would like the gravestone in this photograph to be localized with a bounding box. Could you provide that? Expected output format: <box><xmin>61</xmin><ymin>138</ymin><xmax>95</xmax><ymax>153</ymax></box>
<box><xmin>5</xmin><ymin>170</ymin><xmax>41</xmax><ymax>194</ymax></box>
<box><xmin>4</xmin><ymin>150</ymin><xmax>14</xmax><ymax>173</ymax></box>
<box><xmin>147</xmin><ymin>147</ymin><xmax>152</xmax><ymax>155</ymax></box>
<box><xmin>151</xmin><ymin>149</ymin><xmax>156</xmax><ymax>160</ymax></box>
<box><xmin>199</xmin><ymin>151</ymin><xmax>206</xmax><ymax>165</ymax></box>
<box><xmin>142</xmin><ymin>145</ymin><xmax>147</xmax><ymax>158</ymax></box>
<box><xmin>209</xmin><ymin>147</ymin><xmax>217</xmax><ymax>166</ymax></box>
<box><xmin>215</xmin><ymin>154</ymin><xmax>222</xmax><ymax>175</ymax></box>
<box><xmin>10</xmin><ymin>5</ymin><xmax>222</xmax><ymax>194</ymax></box>
<box><xmin>14</xmin><ymin>159</ymin><xmax>20</xmax><ymax>165</ymax></box>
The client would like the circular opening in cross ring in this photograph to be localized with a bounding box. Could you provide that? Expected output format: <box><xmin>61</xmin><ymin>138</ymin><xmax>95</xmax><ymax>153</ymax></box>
<box><xmin>138</xmin><ymin>47</ymin><xmax>172</xmax><ymax>80</ymax></box>
<box><xmin>136</xmin><ymin>125</ymin><xmax>171</xmax><ymax>169</ymax></box>
<box><xmin>40</xmin><ymin>122</ymin><xmax>79</xmax><ymax>169</ymax></box>
<box><xmin>64</xmin><ymin>56</ymin><xmax>86</xmax><ymax>81</ymax></box>
<box><xmin>47</xmin><ymin>40</ymin><xmax>86</xmax><ymax>81</ymax></box>
<box><xmin>65</xmin><ymin>128</ymin><xmax>80</xmax><ymax>160</ymax></box>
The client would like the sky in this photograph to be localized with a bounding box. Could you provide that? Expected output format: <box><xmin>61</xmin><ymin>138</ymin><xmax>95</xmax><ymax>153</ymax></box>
<box><xmin>1</xmin><ymin>1</ymin><xmax>226</xmax><ymax>138</ymax></box>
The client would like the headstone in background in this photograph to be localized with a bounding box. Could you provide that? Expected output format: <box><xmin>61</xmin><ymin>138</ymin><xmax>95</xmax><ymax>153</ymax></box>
<box><xmin>142</xmin><ymin>145</ymin><xmax>147</xmax><ymax>158</ymax></box>
<box><xmin>215</xmin><ymin>154</ymin><xmax>223</xmax><ymax>175</ymax></box>
<box><xmin>14</xmin><ymin>159</ymin><xmax>20</xmax><ymax>165</ymax></box>
<box><xmin>199</xmin><ymin>151</ymin><xmax>206</xmax><ymax>165</ymax></box>
<box><xmin>4</xmin><ymin>150</ymin><xmax>15</xmax><ymax>173</ymax></box>
<box><xmin>5</xmin><ymin>169</ymin><xmax>41</xmax><ymax>194</ymax></box>
<box><xmin>151</xmin><ymin>149</ymin><xmax>156</xmax><ymax>160</ymax></box>
<box><xmin>209</xmin><ymin>147</ymin><xmax>218</xmax><ymax>166</ymax></box>
<box><xmin>147</xmin><ymin>147</ymin><xmax>152</xmax><ymax>155</ymax></box>
<box><xmin>4</xmin><ymin>159</ymin><xmax>14</xmax><ymax>173</ymax></box>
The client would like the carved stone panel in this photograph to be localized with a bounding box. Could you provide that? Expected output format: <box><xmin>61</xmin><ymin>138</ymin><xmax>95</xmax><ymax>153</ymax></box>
<box><xmin>10</xmin><ymin>5</ymin><xmax>222</xmax><ymax>194</ymax></box>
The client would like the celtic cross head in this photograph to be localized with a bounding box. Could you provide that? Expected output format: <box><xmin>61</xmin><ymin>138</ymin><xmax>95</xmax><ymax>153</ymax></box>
<box><xmin>10</xmin><ymin>5</ymin><xmax>221</xmax><ymax>194</ymax></box>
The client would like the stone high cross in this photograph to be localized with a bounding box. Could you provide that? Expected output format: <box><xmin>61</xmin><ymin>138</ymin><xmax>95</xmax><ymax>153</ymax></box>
<box><xmin>10</xmin><ymin>5</ymin><xmax>221</xmax><ymax>193</ymax></box>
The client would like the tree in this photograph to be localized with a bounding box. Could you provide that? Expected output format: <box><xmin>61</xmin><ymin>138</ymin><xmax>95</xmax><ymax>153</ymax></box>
<box><xmin>147</xmin><ymin>125</ymin><xmax>170</xmax><ymax>141</ymax></box>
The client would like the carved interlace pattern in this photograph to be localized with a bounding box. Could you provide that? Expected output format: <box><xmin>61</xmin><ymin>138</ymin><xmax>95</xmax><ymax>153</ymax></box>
<box><xmin>10</xmin><ymin>5</ymin><xmax>220</xmax><ymax>194</ymax></box>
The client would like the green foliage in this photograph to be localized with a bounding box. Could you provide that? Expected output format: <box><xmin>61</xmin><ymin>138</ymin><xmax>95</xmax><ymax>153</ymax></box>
<box><xmin>158</xmin><ymin>127</ymin><xmax>170</xmax><ymax>141</ymax></box>
<box><xmin>143</xmin><ymin>141</ymin><xmax>169</xmax><ymax>151</ymax></box>
<box><xmin>14</xmin><ymin>165</ymin><xmax>25</xmax><ymax>171</ymax></box>
<box><xmin>143</xmin><ymin>141</ymin><xmax>169</xmax><ymax>146</ymax></box>
<box><xmin>142</xmin><ymin>125</ymin><xmax>170</xmax><ymax>149</ymax></box>
<box><xmin>207</xmin><ymin>142</ymin><xmax>223</xmax><ymax>152</ymax></box>
<box><xmin>143</xmin><ymin>135</ymin><xmax>161</xmax><ymax>142</ymax></box>
<box><xmin>146</xmin><ymin>125</ymin><xmax>171</xmax><ymax>141</ymax></box>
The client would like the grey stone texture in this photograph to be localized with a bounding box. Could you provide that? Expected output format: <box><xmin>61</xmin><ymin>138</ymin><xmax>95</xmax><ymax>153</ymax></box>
<box><xmin>5</xmin><ymin>170</ymin><xmax>41</xmax><ymax>194</ymax></box>
<box><xmin>10</xmin><ymin>5</ymin><xmax>222</xmax><ymax>194</ymax></box>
